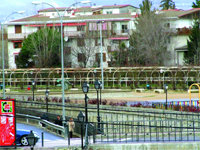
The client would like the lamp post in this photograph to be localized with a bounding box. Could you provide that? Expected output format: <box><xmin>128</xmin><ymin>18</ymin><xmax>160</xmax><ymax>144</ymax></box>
<box><xmin>32</xmin><ymin>0</ymin><xmax>91</xmax><ymax>127</ymax></box>
<box><xmin>94</xmin><ymin>79</ymin><xmax>101</xmax><ymax>132</ymax></box>
<box><xmin>100</xmin><ymin>81</ymin><xmax>102</xmax><ymax>105</ymax></box>
<box><xmin>82</xmin><ymin>82</ymin><xmax>89</xmax><ymax>123</ymax></box>
<box><xmin>45</xmin><ymin>88</ymin><xmax>49</xmax><ymax>112</ymax></box>
<box><xmin>97</xmin><ymin>21</ymin><xmax>104</xmax><ymax>90</ymax></box>
<box><xmin>160</xmin><ymin>68</ymin><xmax>165</xmax><ymax>89</ymax></box>
<box><xmin>1</xmin><ymin>11</ymin><xmax>24</xmax><ymax>99</ymax></box>
<box><xmin>165</xmin><ymin>84</ymin><xmax>168</xmax><ymax>110</ymax></box>
<box><xmin>26</xmin><ymin>130</ymin><xmax>36</xmax><ymax>150</ymax></box>
<box><xmin>77</xmin><ymin>111</ymin><xmax>85</xmax><ymax>150</ymax></box>
<box><xmin>32</xmin><ymin>80</ymin><xmax>35</xmax><ymax>101</ymax></box>
<box><xmin>82</xmin><ymin>81</ymin><xmax>89</xmax><ymax>147</ymax></box>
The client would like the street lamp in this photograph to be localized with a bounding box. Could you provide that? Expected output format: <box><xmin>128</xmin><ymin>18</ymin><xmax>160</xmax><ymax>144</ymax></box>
<box><xmin>26</xmin><ymin>130</ymin><xmax>36</xmax><ymax>150</ymax></box>
<box><xmin>97</xmin><ymin>21</ymin><xmax>104</xmax><ymax>90</ymax></box>
<box><xmin>165</xmin><ymin>84</ymin><xmax>168</xmax><ymax>110</ymax></box>
<box><xmin>77</xmin><ymin>111</ymin><xmax>85</xmax><ymax>149</ymax></box>
<box><xmin>160</xmin><ymin>68</ymin><xmax>165</xmax><ymax>89</ymax></box>
<box><xmin>82</xmin><ymin>82</ymin><xmax>89</xmax><ymax>123</ymax></box>
<box><xmin>32</xmin><ymin>0</ymin><xmax>91</xmax><ymax>127</ymax></box>
<box><xmin>1</xmin><ymin>11</ymin><xmax>24</xmax><ymax>99</ymax></box>
<box><xmin>94</xmin><ymin>79</ymin><xmax>101</xmax><ymax>132</ymax></box>
<box><xmin>99</xmin><ymin>81</ymin><xmax>102</xmax><ymax>105</ymax></box>
<box><xmin>82</xmin><ymin>81</ymin><xmax>89</xmax><ymax>147</ymax></box>
<box><xmin>32</xmin><ymin>80</ymin><xmax>35</xmax><ymax>101</ymax></box>
<box><xmin>45</xmin><ymin>88</ymin><xmax>49</xmax><ymax>112</ymax></box>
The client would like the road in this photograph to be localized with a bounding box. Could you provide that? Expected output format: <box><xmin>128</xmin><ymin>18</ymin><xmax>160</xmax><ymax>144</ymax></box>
<box><xmin>17</xmin><ymin>123</ymin><xmax>82</xmax><ymax>148</ymax></box>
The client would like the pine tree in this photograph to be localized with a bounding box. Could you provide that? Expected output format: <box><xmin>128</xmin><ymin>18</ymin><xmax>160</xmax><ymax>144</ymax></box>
<box><xmin>192</xmin><ymin>0</ymin><xmax>200</xmax><ymax>8</ymax></box>
<box><xmin>160</xmin><ymin>0</ymin><xmax>176</xmax><ymax>10</ymax></box>
<box><xmin>16</xmin><ymin>26</ymin><xmax>61</xmax><ymax>68</ymax></box>
<box><xmin>184</xmin><ymin>20</ymin><xmax>200</xmax><ymax>65</ymax></box>
<box><xmin>139</xmin><ymin>0</ymin><xmax>152</xmax><ymax>15</ymax></box>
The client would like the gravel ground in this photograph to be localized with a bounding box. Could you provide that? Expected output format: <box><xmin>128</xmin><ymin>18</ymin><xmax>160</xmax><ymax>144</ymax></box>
<box><xmin>54</xmin><ymin>90</ymin><xmax>199</xmax><ymax>103</ymax></box>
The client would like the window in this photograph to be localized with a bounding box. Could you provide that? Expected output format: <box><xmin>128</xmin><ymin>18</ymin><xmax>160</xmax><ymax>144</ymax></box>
<box><xmin>122</xmin><ymin>24</ymin><xmax>128</xmax><ymax>33</ymax></box>
<box><xmin>13</xmin><ymin>42</ymin><xmax>22</xmax><ymax>48</ymax></box>
<box><xmin>106</xmin><ymin>11</ymin><xmax>113</xmax><ymax>14</ymax></box>
<box><xmin>77</xmin><ymin>38</ymin><xmax>85</xmax><ymax>47</ymax></box>
<box><xmin>165</xmin><ymin>23</ymin><xmax>170</xmax><ymax>28</ymax></box>
<box><xmin>77</xmin><ymin>26</ymin><xmax>85</xmax><ymax>31</ymax></box>
<box><xmin>15</xmin><ymin>25</ymin><xmax>22</xmax><ymax>34</ymax></box>
<box><xmin>78</xmin><ymin>53</ymin><xmax>86</xmax><ymax>62</ymax></box>
<box><xmin>107</xmin><ymin>46</ymin><xmax>111</xmax><ymax>52</ymax></box>
<box><xmin>96</xmin><ymin>53</ymin><xmax>106</xmax><ymax>62</ymax></box>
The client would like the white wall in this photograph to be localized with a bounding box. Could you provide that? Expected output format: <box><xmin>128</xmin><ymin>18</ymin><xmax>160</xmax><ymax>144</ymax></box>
<box><xmin>174</xmin><ymin>19</ymin><xmax>193</xmax><ymax>28</ymax></box>
<box><xmin>103</xmin><ymin>9</ymin><xmax>120</xmax><ymax>14</ymax></box>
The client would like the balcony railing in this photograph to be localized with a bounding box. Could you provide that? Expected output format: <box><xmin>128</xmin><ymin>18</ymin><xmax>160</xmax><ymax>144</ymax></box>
<box><xmin>7</xmin><ymin>29</ymin><xmax>133</xmax><ymax>40</ymax></box>
<box><xmin>7</xmin><ymin>33</ymin><xmax>33</xmax><ymax>40</ymax></box>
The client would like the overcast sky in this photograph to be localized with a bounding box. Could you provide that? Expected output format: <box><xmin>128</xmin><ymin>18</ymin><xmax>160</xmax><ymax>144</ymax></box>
<box><xmin>0</xmin><ymin>0</ymin><xmax>195</xmax><ymax>21</ymax></box>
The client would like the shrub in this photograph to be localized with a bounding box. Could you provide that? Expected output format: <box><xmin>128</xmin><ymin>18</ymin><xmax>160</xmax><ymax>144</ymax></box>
<box><xmin>130</xmin><ymin>102</ymin><xmax>142</xmax><ymax>107</ymax></box>
<box><xmin>88</xmin><ymin>99</ymin><xmax>97</xmax><ymax>104</ymax></box>
<box><xmin>52</xmin><ymin>97</ymin><xmax>58</xmax><ymax>103</ymax></box>
<box><xmin>27</xmin><ymin>96</ymin><xmax>32</xmax><ymax>101</ymax></box>
<box><xmin>65</xmin><ymin>97</ymin><xmax>70</xmax><ymax>103</ymax></box>
<box><xmin>102</xmin><ymin>100</ymin><xmax>107</xmax><ymax>105</ymax></box>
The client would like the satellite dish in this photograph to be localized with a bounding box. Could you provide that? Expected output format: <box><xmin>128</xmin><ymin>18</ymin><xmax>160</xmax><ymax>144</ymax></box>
<box><xmin>64</xmin><ymin>37</ymin><xmax>68</xmax><ymax>42</ymax></box>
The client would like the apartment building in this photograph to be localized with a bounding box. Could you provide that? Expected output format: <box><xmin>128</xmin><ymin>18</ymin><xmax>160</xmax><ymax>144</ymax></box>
<box><xmin>6</xmin><ymin>5</ymin><xmax>139</xmax><ymax>69</ymax></box>
<box><xmin>6</xmin><ymin>5</ymin><xmax>200</xmax><ymax>69</ymax></box>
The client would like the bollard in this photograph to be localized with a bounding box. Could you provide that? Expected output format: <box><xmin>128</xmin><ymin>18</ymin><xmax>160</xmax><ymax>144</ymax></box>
<box><xmin>41</xmin><ymin>132</ymin><xmax>44</xmax><ymax>147</ymax></box>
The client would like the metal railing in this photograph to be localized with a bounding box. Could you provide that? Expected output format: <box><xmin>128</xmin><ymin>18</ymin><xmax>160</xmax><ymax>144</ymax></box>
<box><xmin>92</xmin><ymin>120</ymin><xmax>200</xmax><ymax>143</ymax></box>
<box><xmin>16</xmin><ymin>113</ymin><xmax>67</xmax><ymax>138</ymax></box>
<box><xmin>15</xmin><ymin>100</ymin><xmax>200</xmax><ymax>123</ymax></box>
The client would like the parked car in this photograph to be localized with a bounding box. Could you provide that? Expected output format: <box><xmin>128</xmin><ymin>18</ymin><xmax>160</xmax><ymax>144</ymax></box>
<box><xmin>16</xmin><ymin>129</ymin><xmax>39</xmax><ymax>146</ymax></box>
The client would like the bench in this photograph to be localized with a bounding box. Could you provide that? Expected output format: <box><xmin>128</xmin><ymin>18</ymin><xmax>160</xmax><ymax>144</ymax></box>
<box><xmin>154</xmin><ymin>89</ymin><xmax>164</xmax><ymax>93</ymax></box>
<box><xmin>37</xmin><ymin>89</ymin><xmax>50</xmax><ymax>92</ymax></box>
<box><xmin>135</xmin><ymin>88</ymin><xmax>145</xmax><ymax>92</ymax></box>
<box><xmin>70</xmin><ymin>88</ymin><xmax>79</xmax><ymax>91</ymax></box>
<box><xmin>5</xmin><ymin>88</ymin><xmax>10</xmax><ymax>92</ymax></box>
<box><xmin>188</xmin><ymin>89</ymin><xmax>199</xmax><ymax>93</ymax></box>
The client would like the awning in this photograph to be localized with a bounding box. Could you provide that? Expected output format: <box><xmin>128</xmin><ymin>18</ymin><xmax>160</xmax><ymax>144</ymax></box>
<box><xmin>25</xmin><ymin>22</ymin><xmax>86</xmax><ymax>27</ymax></box>
<box><xmin>109</xmin><ymin>37</ymin><xmax>129</xmax><ymax>40</ymax></box>
<box><xmin>12</xmin><ymin>40</ymin><xmax>22</xmax><ymax>43</ymax></box>
<box><xmin>175</xmin><ymin>45</ymin><xmax>188</xmax><ymax>52</ymax></box>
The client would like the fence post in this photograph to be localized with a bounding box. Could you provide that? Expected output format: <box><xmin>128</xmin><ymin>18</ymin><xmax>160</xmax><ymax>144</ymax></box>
<box><xmin>64</xmin><ymin>124</ymin><xmax>70</xmax><ymax>146</ymax></box>
<box><xmin>193</xmin><ymin>121</ymin><xmax>195</xmax><ymax>141</ymax></box>
<box><xmin>41</xmin><ymin>132</ymin><xmax>44</xmax><ymax>147</ymax></box>
<box><xmin>93</xmin><ymin>123</ymin><xmax>96</xmax><ymax>143</ymax></box>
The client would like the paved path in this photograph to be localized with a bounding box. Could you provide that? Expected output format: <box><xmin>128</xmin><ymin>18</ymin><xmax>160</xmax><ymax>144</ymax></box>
<box><xmin>17</xmin><ymin>123</ymin><xmax>82</xmax><ymax>148</ymax></box>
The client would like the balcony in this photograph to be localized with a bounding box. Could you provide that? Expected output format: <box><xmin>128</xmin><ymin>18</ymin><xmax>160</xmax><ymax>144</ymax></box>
<box><xmin>64</xmin><ymin>31</ymin><xmax>85</xmax><ymax>38</ymax></box>
<box><xmin>177</xmin><ymin>27</ymin><xmax>191</xmax><ymax>35</ymax></box>
<box><xmin>6</xmin><ymin>29</ymin><xmax>132</xmax><ymax>40</ymax></box>
<box><xmin>7</xmin><ymin>33</ymin><xmax>33</xmax><ymax>40</ymax></box>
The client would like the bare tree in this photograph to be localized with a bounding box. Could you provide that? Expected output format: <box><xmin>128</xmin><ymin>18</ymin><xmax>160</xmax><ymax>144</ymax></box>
<box><xmin>71</xmin><ymin>38</ymin><xmax>98</xmax><ymax>68</ymax></box>
<box><xmin>129</xmin><ymin>12</ymin><xmax>171</xmax><ymax>66</ymax></box>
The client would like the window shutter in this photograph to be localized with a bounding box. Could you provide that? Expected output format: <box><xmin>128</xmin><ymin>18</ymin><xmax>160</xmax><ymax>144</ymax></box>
<box><xmin>103</xmin><ymin>53</ymin><xmax>106</xmax><ymax>62</ymax></box>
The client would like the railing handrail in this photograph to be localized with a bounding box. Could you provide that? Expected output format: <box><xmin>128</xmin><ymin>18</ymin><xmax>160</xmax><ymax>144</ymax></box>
<box><xmin>16</xmin><ymin>113</ymin><xmax>66</xmax><ymax>137</ymax></box>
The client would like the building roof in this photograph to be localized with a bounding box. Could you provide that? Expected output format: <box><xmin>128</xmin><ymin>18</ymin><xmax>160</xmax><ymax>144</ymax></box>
<box><xmin>11</xmin><ymin>13</ymin><xmax>135</xmax><ymax>23</ymax></box>
<box><xmin>101</xmin><ymin>4</ymin><xmax>138</xmax><ymax>9</ymax></box>
<box><xmin>38</xmin><ymin>4</ymin><xmax>138</xmax><ymax>13</ymax></box>
<box><xmin>38</xmin><ymin>6</ymin><xmax>93</xmax><ymax>13</ymax></box>
<box><xmin>161</xmin><ymin>8</ymin><xmax>200</xmax><ymax>18</ymax></box>
<box><xmin>178</xmin><ymin>8</ymin><xmax>200</xmax><ymax>17</ymax></box>
<box><xmin>160</xmin><ymin>9</ymin><xmax>187</xmax><ymax>18</ymax></box>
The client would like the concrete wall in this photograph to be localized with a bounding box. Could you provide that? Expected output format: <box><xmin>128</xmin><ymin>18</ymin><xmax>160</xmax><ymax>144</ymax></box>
<box><xmin>87</xmin><ymin>142</ymin><xmax>200</xmax><ymax>150</ymax></box>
